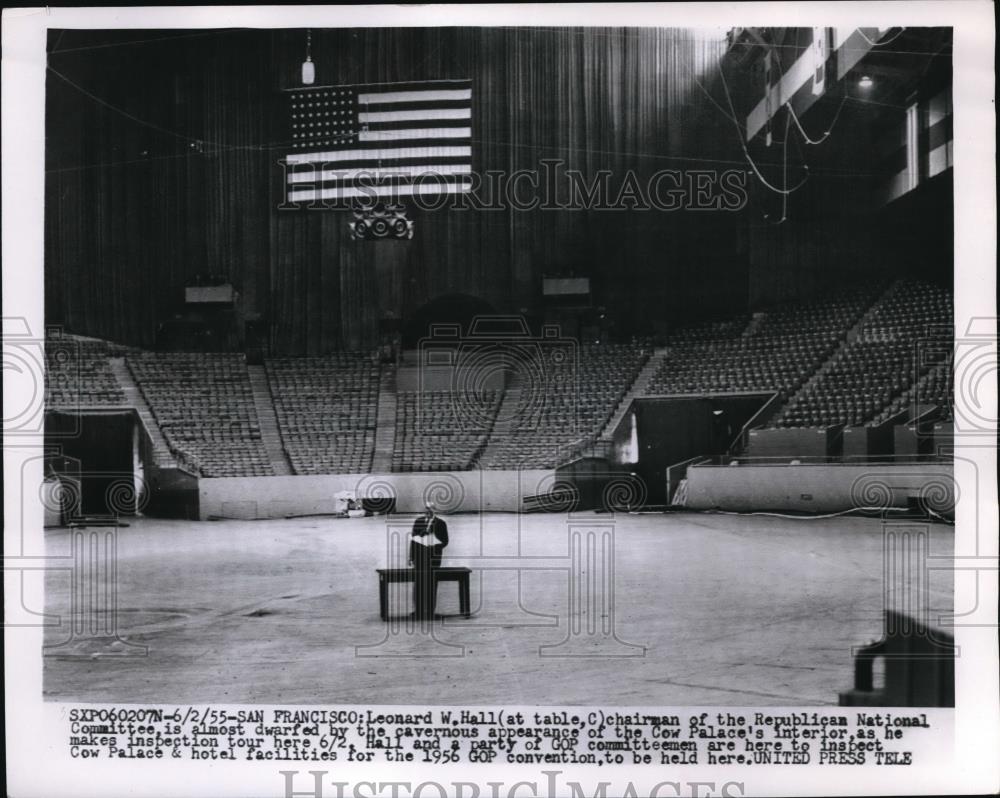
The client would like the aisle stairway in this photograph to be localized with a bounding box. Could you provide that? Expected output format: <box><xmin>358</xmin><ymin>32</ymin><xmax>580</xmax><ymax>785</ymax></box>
<box><xmin>247</xmin><ymin>365</ymin><xmax>293</xmax><ymax>475</ymax></box>
<box><xmin>371</xmin><ymin>366</ymin><xmax>398</xmax><ymax>473</ymax></box>
<box><xmin>600</xmin><ymin>347</ymin><xmax>667</xmax><ymax>440</ymax></box>
<box><xmin>473</xmin><ymin>386</ymin><xmax>522</xmax><ymax>467</ymax></box>
<box><xmin>108</xmin><ymin>358</ymin><xmax>178</xmax><ymax>470</ymax></box>
<box><xmin>765</xmin><ymin>280</ymin><xmax>900</xmax><ymax>426</ymax></box>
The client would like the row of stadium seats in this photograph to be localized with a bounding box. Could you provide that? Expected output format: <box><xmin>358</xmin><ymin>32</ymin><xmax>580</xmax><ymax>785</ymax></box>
<box><xmin>666</xmin><ymin>315</ymin><xmax>751</xmax><ymax>344</ymax></box>
<box><xmin>266</xmin><ymin>354</ymin><xmax>379</xmax><ymax>474</ymax></box>
<box><xmin>127</xmin><ymin>353</ymin><xmax>274</xmax><ymax>477</ymax></box>
<box><xmin>45</xmin><ymin>333</ymin><xmax>130</xmax><ymax>407</ymax></box>
<box><xmin>478</xmin><ymin>344</ymin><xmax>648</xmax><ymax>468</ymax></box>
<box><xmin>646</xmin><ymin>286</ymin><xmax>880</xmax><ymax>398</ymax></box>
<box><xmin>44</xmin><ymin>281</ymin><xmax>953</xmax><ymax>476</ymax></box>
<box><xmin>479</xmin><ymin>432</ymin><xmax>586</xmax><ymax>469</ymax></box>
<box><xmin>870</xmin><ymin>356</ymin><xmax>954</xmax><ymax>425</ymax></box>
<box><xmin>392</xmin><ymin>390</ymin><xmax>500</xmax><ymax>472</ymax></box>
<box><xmin>772</xmin><ymin>280</ymin><xmax>952</xmax><ymax>428</ymax></box>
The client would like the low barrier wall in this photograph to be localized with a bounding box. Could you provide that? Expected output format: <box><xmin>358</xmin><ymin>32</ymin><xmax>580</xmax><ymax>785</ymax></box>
<box><xmin>198</xmin><ymin>469</ymin><xmax>554</xmax><ymax>520</ymax></box>
<box><xmin>684</xmin><ymin>460</ymin><xmax>955</xmax><ymax>516</ymax></box>
<box><xmin>746</xmin><ymin>426</ymin><xmax>840</xmax><ymax>458</ymax></box>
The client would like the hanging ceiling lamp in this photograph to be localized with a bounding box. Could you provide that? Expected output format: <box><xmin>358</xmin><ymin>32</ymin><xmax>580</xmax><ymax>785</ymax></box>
<box><xmin>301</xmin><ymin>29</ymin><xmax>315</xmax><ymax>85</ymax></box>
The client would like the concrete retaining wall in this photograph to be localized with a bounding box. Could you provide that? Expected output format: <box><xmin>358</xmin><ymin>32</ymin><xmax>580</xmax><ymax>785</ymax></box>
<box><xmin>746</xmin><ymin>426</ymin><xmax>840</xmax><ymax>458</ymax></box>
<box><xmin>198</xmin><ymin>469</ymin><xmax>554</xmax><ymax>520</ymax></box>
<box><xmin>685</xmin><ymin>461</ymin><xmax>955</xmax><ymax>515</ymax></box>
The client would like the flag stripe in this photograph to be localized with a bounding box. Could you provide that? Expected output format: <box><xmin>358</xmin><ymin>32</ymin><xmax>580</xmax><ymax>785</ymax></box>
<box><xmin>360</xmin><ymin>99</ymin><xmax>471</xmax><ymax>114</ymax></box>
<box><xmin>357</xmin><ymin>88</ymin><xmax>471</xmax><ymax>105</ymax></box>
<box><xmin>359</xmin><ymin>127</ymin><xmax>471</xmax><ymax>142</ymax></box>
<box><xmin>286</xmin><ymin>145</ymin><xmax>472</xmax><ymax>165</ymax></box>
<box><xmin>289</xmin><ymin>181</ymin><xmax>471</xmax><ymax>203</ymax></box>
<box><xmin>287</xmin><ymin>155</ymin><xmax>471</xmax><ymax>173</ymax></box>
<box><xmin>295</xmin><ymin>174</ymin><xmax>472</xmax><ymax>193</ymax></box>
<box><xmin>358</xmin><ymin>108</ymin><xmax>471</xmax><ymax>123</ymax></box>
<box><xmin>363</xmin><ymin>117</ymin><xmax>470</xmax><ymax>131</ymax></box>
<box><xmin>289</xmin><ymin>139</ymin><xmax>471</xmax><ymax>155</ymax></box>
<box><xmin>289</xmin><ymin>164</ymin><xmax>472</xmax><ymax>185</ymax></box>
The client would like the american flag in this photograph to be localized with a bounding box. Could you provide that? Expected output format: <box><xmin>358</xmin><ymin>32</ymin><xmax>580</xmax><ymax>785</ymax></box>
<box><xmin>283</xmin><ymin>79</ymin><xmax>472</xmax><ymax>205</ymax></box>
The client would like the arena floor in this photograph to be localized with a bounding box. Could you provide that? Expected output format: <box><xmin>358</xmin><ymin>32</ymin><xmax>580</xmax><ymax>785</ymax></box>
<box><xmin>43</xmin><ymin>511</ymin><xmax>953</xmax><ymax>706</ymax></box>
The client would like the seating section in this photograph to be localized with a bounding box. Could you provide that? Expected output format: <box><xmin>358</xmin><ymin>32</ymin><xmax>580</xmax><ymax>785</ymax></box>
<box><xmin>646</xmin><ymin>287</ymin><xmax>879</xmax><ymax>398</ymax></box>
<box><xmin>773</xmin><ymin>280</ymin><xmax>952</xmax><ymax>428</ymax></box>
<box><xmin>128</xmin><ymin>353</ymin><xmax>273</xmax><ymax>477</ymax></box>
<box><xmin>871</xmin><ymin>356</ymin><xmax>954</xmax><ymax>425</ymax></box>
<box><xmin>916</xmin><ymin>358</ymin><xmax>954</xmax><ymax>420</ymax></box>
<box><xmin>392</xmin><ymin>391</ymin><xmax>500</xmax><ymax>472</ymax></box>
<box><xmin>266</xmin><ymin>355</ymin><xmax>379</xmax><ymax>474</ymax></box>
<box><xmin>479</xmin><ymin>344</ymin><xmax>648</xmax><ymax>468</ymax></box>
<box><xmin>666</xmin><ymin>315</ymin><xmax>751</xmax><ymax>346</ymax></box>
<box><xmin>45</xmin><ymin>333</ymin><xmax>130</xmax><ymax>408</ymax></box>
<box><xmin>45</xmin><ymin>280</ymin><xmax>953</xmax><ymax>476</ymax></box>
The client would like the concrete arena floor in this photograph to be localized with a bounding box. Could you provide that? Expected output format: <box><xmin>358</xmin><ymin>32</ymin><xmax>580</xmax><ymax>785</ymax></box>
<box><xmin>43</xmin><ymin>511</ymin><xmax>953</xmax><ymax>705</ymax></box>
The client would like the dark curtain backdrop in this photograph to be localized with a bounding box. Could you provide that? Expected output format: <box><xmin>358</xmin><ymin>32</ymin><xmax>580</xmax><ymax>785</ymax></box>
<box><xmin>46</xmin><ymin>27</ymin><xmax>748</xmax><ymax>353</ymax></box>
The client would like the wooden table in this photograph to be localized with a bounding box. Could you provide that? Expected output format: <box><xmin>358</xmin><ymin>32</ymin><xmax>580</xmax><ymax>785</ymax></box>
<box><xmin>376</xmin><ymin>567</ymin><xmax>472</xmax><ymax>621</ymax></box>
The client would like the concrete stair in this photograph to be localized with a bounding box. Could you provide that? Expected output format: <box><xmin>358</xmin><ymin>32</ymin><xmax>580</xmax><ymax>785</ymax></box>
<box><xmin>474</xmin><ymin>386</ymin><xmax>523</xmax><ymax>466</ymax></box>
<box><xmin>845</xmin><ymin>280</ymin><xmax>900</xmax><ymax>344</ymax></box>
<box><xmin>108</xmin><ymin>358</ymin><xmax>177</xmax><ymax>470</ymax></box>
<box><xmin>599</xmin><ymin>348</ymin><xmax>669</xmax><ymax>441</ymax></box>
<box><xmin>871</xmin><ymin>349</ymin><xmax>952</xmax><ymax>426</ymax></box>
<box><xmin>247</xmin><ymin>365</ymin><xmax>293</xmax><ymax>475</ymax></box>
<box><xmin>371</xmin><ymin>367</ymin><xmax>398</xmax><ymax>473</ymax></box>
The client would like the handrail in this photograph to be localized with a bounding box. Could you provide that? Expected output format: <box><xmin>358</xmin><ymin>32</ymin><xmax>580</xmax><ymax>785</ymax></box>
<box><xmin>731</xmin><ymin>391</ymin><xmax>781</xmax><ymax>455</ymax></box>
<box><xmin>665</xmin><ymin>455</ymin><xmax>711</xmax><ymax>504</ymax></box>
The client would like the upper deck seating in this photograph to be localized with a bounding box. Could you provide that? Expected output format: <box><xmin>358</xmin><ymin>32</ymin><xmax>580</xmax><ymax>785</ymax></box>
<box><xmin>646</xmin><ymin>287</ymin><xmax>879</xmax><ymax>400</ymax></box>
<box><xmin>45</xmin><ymin>333</ymin><xmax>130</xmax><ymax>408</ymax></box>
<box><xmin>772</xmin><ymin>280</ymin><xmax>952</xmax><ymax>428</ymax></box>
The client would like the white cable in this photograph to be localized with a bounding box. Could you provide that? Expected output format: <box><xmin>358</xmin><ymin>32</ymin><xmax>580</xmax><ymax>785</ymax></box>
<box><xmin>764</xmin><ymin>109</ymin><xmax>791</xmax><ymax>225</ymax></box>
<box><xmin>769</xmin><ymin>38</ymin><xmax>848</xmax><ymax>147</ymax></box>
<box><xmin>779</xmin><ymin>109</ymin><xmax>789</xmax><ymax>222</ymax></box>
<box><xmin>786</xmin><ymin>93</ymin><xmax>848</xmax><ymax>145</ymax></box>
<box><xmin>855</xmin><ymin>27</ymin><xmax>907</xmax><ymax>47</ymax></box>
<box><xmin>718</xmin><ymin>57</ymin><xmax>809</xmax><ymax>196</ymax></box>
<box><xmin>703</xmin><ymin>506</ymin><xmax>950</xmax><ymax>523</ymax></box>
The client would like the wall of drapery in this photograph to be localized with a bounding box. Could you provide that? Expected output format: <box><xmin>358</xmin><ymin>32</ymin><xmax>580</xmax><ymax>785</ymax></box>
<box><xmin>44</xmin><ymin>27</ymin><xmax>938</xmax><ymax>353</ymax></box>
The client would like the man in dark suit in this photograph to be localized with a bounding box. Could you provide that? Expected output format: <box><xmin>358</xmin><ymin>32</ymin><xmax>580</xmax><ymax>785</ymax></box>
<box><xmin>408</xmin><ymin>503</ymin><xmax>449</xmax><ymax>620</ymax></box>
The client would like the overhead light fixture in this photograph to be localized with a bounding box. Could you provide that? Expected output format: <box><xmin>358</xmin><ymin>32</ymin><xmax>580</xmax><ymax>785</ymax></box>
<box><xmin>858</xmin><ymin>75</ymin><xmax>874</xmax><ymax>89</ymax></box>
<box><xmin>301</xmin><ymin>29</ymin><xmax>315</xmax><ymax>85</ymax></box>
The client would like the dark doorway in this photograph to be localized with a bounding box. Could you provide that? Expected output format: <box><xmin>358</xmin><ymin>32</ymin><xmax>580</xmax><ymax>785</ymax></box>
<box><xmin>45</xmin><ymin>411</ymin><xmax>137</xmax><ymax>517</ymax></box>
<box><xmin>608</xmin><ymin>395</ymin><xmax>771</xmax><ymax>505</ymax></box>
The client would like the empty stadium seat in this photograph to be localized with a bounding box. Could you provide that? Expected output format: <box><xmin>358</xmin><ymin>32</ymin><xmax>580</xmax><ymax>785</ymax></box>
<box><xmin>45</xmin><ymin>332</ymin><xmax>131</xmax><ymax>408</ymax></box>
<box><xmin>645</xmin><ymin>286</ymin><xmax>880</xmax><ymax>400</ymax></box>
<box><xmin>127</xmin><ymin>352</ymin><xmax>274</xmax><ymax>477</ymax></box>
<box><xmin>392</xmin><ymin>390</ymin><xmax>499</xmax><ymax>472</ymax></box>
<box><xmin>266</xmin><ymin>354</ymin><xmax>379</xmax><ymax>475</ymax></box>
<box><xmin>478</xmin><ymin>344</ymin><xmax>648</xmax><ymax>468</ymax></box>
<box><xmin>771</xmin><ymin>280</ymin><xmax>952</xmax><ymax>428</ymax></box>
